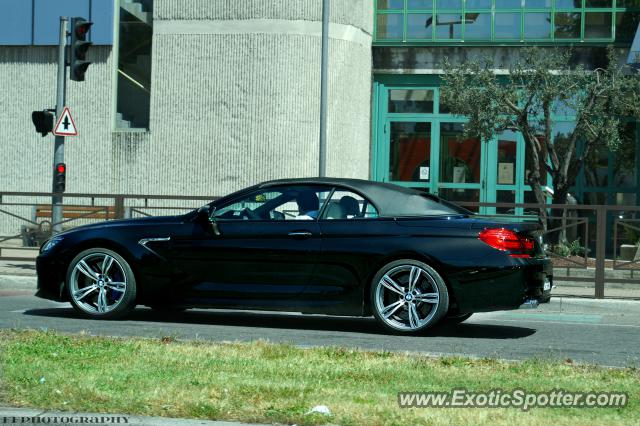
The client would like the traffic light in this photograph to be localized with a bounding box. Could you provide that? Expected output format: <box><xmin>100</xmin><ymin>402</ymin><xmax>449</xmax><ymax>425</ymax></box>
<box><xmin>54</xmin><ymin>163</ymin><xmax>66</xmax><ymax>193</ymax></box>
<box><xmin>31</xmin><ymin>110</ymin><xmax>55</xmax><ymax>137</ymax></box>
<box><xmin>70</xmin><ymin>17</ymin><xmax>93</xmax><ymax>82</ymax></box>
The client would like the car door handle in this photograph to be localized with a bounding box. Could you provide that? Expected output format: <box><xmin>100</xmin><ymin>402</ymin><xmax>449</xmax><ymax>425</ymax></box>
<box><xmin>288</xmin><ymin>231</ymin><xmax>313</xmax><ymax>239</ymax></box>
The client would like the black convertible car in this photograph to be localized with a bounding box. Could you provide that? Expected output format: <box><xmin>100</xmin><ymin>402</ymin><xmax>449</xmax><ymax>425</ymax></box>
<box><xmin>36</xmin><ymin>178</ymin><xmax>552</xmax><ymax>334</ymax></box>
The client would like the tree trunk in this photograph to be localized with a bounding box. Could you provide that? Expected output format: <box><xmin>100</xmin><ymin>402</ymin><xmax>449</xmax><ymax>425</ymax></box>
<box><xmin>550</xmin><ymin>185</ymin><xmax>569</xmax><ymax>245</ymax></box>
<box><xmin>521</xmin><ymin>126</ymin><xmax>548</xmax><ymax>231</ymax></box>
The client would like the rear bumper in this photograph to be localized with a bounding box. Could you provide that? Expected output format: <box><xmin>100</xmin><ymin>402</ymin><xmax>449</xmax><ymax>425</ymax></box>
<box><xmin>450</xmin><ymin>257</ymin><xmax>553</xmax><ymax>313</ymax></box>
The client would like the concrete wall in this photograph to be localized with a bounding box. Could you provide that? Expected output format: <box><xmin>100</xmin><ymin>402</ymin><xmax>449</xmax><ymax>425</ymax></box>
<box><xmin>1</xmin><ymin>0</ymin><xmax>373</xmax><ymax>197</ymax></box>
<box><xmin>0</xmin><ymin>45</ymin><xmax>114</xmax><ymax>194</ymax></box>
<box><xmin>0</xmin><ymin>0</ymin><xmax>374</xmax><ymax>235</ymax></box>
<box><xmin>120</xmin><ymin>0</ymin><xmax>373</xmax><ymax>196</ymax></box>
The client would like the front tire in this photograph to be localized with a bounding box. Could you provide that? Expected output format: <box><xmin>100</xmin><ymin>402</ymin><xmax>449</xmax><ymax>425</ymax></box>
<box><xmin>66</xmin><ymin>248</ymin><xmax>137</xmax><ymax>319</ymax></box>
<box><xmin>371</xmin><ymin>259</ymin><xmax>449</xmax><ymax>334</ymax></box>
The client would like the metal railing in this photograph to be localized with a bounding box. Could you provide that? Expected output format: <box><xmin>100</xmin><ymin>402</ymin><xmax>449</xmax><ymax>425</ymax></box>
<box><xmin>1</xmin><ymin>193</ymin><xmax>638</xmax><ymax>299</ymax></box>
<box><xmin>0</xmin><ymin>191</ymin><xmax>217</xmax><ymax>261</ymax></box>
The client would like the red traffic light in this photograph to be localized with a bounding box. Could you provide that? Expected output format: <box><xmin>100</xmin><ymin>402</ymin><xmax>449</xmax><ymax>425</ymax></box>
<box><xmin>56</xmin><ymin>163</ymin><xmax>66</xmax><ymax>174</ymax></box>
<box><xmin>76</xmin><ymin>25</ymin><xmax>88</xmax><ymax>36</ymax></box>
<box><xmin>74</xmin><ymin>20</ymin><xmax>93</xmax><ymax>39</ymax></box>
<box><xmin>70</xmin><ymin>17</ymin><xmax>93</xmax><ymax>81</ymax></box>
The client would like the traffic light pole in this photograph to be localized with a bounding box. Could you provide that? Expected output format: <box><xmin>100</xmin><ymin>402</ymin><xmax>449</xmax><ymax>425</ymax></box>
<box><xmin>52</xmin><ymin>17</ymin><xmax>68</xmax><ymax>234</ymax></box>
<box><xmin>318</xmin><ymin>0</ymin><xmax>329</xmax><ymax>177</ymax></box>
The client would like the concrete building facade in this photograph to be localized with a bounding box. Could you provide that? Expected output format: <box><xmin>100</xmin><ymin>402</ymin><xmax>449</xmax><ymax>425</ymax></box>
<box><xmin>1</xmin><ymin>0</ymin><xmax>639</xmax><ymax>223</ymax></box>
<box><xmin>0</xmin><ymin>0</ymin><xmax>373</xmax><ymax>198</ymax></box>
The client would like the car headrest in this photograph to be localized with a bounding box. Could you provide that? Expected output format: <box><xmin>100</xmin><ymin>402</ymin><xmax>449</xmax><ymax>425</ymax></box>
<box><xmin>297</xmin><ymin>191</ymin><xmax>319</xmax><ymax>211</ymax></box>
<box><xmin>339</xmin><ymin>196</ymin><xmax>360</xmax><ymax>217</ymax></box>
<box><xmin>325</xmin><ymin>202</ymin><xmax>345</xmax><ymax>219</ymax></box>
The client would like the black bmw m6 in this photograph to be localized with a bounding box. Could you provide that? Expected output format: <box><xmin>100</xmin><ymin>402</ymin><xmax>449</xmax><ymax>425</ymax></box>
<box><xmin>36</xmin><ymin>178</ymin><xmax>552</xmax><ymax>334</ymax></box>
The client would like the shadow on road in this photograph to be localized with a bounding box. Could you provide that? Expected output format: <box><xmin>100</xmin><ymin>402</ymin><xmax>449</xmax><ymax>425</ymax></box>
<box><xmin>21</xmin><ymin>307</ymin><xmax>536</xmax><ymax>339</ymax></box>
<box><xmin>3</xmin><ymin>262</ymin><xmax>36</xmax><ymax>271</ymax></box>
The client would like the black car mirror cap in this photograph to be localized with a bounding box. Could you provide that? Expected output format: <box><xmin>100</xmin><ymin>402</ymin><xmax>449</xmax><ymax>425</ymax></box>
<box><xmin>195</xmin><ymin>205</ymin><xmax>211</xmax><ymax>222</ymax></box>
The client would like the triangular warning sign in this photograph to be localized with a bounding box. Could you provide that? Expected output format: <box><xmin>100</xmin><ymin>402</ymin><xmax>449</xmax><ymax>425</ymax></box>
<box><xmin>53</xmin><ymin>107</ymin><xmax>78</xmax><ymax>136</ymax></box>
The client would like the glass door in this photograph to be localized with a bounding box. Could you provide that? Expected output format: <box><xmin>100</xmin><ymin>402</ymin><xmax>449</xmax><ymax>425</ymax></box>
<box><xmin>383</xmin><ymin>119</ymin><xmax>433</xmax><ymax>192</ymax></box>
<box><xmin>485</xmin><ymin>130</ymin><xmax>547</xmax><ymax>217</ymax></box>
<box><xmin>377</xmin><ymin>118</ymin><xmax>494</xmax><ymax>213</ymax></box>
<box><xmin>489</xmin><ymin>130</ymin><xmax>522</xmax><ymax>216</ymax></box>
<box><xmin>436</xmin><ymin>122</ymin><xmax>488</xmax><ymax>213</ymax></box>
<box><xmin>372</xmin><ymin>80</ymin><xmax>522</xmax><ymax>214</ymax></box>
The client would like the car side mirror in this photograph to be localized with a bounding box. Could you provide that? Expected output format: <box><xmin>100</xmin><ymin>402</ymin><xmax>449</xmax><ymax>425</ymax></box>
<box><xmin>196</xmin><ymin>205</ymin><xmax>210</xmax><ymax>222</ymax></box>
<box><xmin>200</xmin><ymin>205</ymin><xmax>221</xmax><ymax>236</ymax></box>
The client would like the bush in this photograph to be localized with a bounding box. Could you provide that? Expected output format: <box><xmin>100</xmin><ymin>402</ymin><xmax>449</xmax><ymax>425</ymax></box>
<box><xmin>551</xmin><ymin>238</ymin><xmax>585</xmax><ymax>257</ymax></box>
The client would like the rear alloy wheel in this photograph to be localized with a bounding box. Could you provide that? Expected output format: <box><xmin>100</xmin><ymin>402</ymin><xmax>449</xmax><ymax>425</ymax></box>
<box><xmin>371</xmin><ymin>259</ymin><xmax>448</xmax><ymax>334</ymax></box>
<box><xmin>66</xmin><ymin>248</ymin><xmax>136</xmax><ymax>319</ymax></box>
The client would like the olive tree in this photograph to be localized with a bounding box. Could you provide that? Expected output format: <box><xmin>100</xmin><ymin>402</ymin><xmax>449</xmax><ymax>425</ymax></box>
<box><xmin>440</xmin><ymin>47</ymin><xmax>640</xmax><ymax>234</ymax></box>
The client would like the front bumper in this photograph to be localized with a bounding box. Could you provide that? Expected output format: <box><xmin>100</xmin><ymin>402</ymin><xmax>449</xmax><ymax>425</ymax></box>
<box><xmin>35</xmin><ymin>254</ymin><xmax>67</xmax><ymax>301</ymax></box>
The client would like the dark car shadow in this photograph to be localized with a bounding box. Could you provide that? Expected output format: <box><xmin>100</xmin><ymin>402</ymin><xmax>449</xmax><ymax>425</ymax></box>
<box><xmin>3</xmin><ymin>262</ymin><xmax>36</xmax><ymax>271</ymax></box>
<box><xmin>22</xmin><ymin>307</ymin><xmax>536</xmax><ymax>339</ymax></box>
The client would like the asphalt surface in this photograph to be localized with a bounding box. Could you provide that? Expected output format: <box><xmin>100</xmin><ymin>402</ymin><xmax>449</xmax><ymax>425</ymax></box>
<box><xmin>1</xmin><ymin>275</ymin><xmax>639</xmax><ymax>368</ymax></box>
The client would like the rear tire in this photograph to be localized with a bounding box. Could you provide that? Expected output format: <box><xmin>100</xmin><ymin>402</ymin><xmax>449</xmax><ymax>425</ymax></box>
<box><xmin>66</xmin><ymin>248</ymin><xmax>136</xmax><ymax>319</ymax></box>
<box><xmin>370</xmin><ymin>259</ymin><xmax>449</xmax><ymax>334</ymax></box>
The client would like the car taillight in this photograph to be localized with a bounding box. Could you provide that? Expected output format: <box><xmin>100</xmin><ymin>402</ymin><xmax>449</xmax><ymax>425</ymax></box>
<box><xmin>478</xmin><ymin>228</ymin><xmax>534</xmax><ymax>258</ymax></box>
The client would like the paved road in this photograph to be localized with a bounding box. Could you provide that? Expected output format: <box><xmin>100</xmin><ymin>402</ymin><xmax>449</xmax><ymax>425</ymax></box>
<box><xmin>1</xmin><ymin>275</ymin><xmax>639</xmax><ymax>368</ymax></box>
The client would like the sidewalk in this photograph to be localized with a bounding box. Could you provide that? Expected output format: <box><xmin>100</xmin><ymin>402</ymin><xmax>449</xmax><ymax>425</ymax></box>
<box><xmin>0</xmin><ymin>407</ymin><xmax>264</xmax><ymax>426</ymax></box>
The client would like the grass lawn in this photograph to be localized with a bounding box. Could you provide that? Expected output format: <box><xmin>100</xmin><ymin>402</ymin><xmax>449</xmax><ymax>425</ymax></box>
<box><xmin>0</xmin><ymin>329</ymin><xmax>637</xmax><ymax>425</ymax></box>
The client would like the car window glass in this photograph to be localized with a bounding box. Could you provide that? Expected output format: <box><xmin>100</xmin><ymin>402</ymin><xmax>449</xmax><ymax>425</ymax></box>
<box><xmin>322</xmin><ymin>190</ymin><xmax>379</xmax><ymax>220</ymax></box>
<box><xmin>213</xmin><ymin>186</ymin><xmax>331</xmax><ymax>221</ymax></box>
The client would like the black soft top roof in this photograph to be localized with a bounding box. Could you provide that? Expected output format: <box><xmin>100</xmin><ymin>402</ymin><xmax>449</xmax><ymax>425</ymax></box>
<box><xmin>259</xmin><ymin>177</ymin><xmax>467</xmax><ymax>217</ymax></box>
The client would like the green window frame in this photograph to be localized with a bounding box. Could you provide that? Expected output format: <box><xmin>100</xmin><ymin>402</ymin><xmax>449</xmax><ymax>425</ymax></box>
<box><xmin>373</xmin><ymin>0</ymin><xmax>640</xmax><ymax>45</ymax></box>
<box><xmin>372</xmin><ymin>75</ymin><xmax>640</xmax><ymax>216</ymax></box>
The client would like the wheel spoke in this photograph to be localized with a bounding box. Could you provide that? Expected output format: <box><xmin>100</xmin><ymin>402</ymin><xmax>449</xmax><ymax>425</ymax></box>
<box><xmin>381</xmin><ymin>275</ymin><xmax>404</xmax><ymax>296</ymax></box>
<box><xmin>76</xmin><ymin>260</ymin><xmax>98</xmax><ymax>280</ymax></box>
<box><xmin>408</xmin><ymin>266</ymin><xmax>421</xmax><ymax>292</ymax></box>
<box><xmin>73</xmin><ymin>285</ymin><xmax>97</xmax><ymax>300</ymax></box>
<box><xmin>106</xmin><ymin>281</ymin><xmax>126</xmax><ymax>292</ymax></box>
<box><xmin>414</xmin><ymin>292</ymin><xmax>439</xmax><ymax>304</ymax></box>
<box><xmin>101</xmin><ymin>255</ymin><xmax>114</xmax><ymax>275</ymax></box>
<box><xmin>381</xmin><ymin>300</ymin><xmax>404</xmax><ymax>319</ymax></box>
<box><xmin>408</xmin><ymin>304</ymin><xmax>420</xmax><ymax>329</ymax></box>
<box><xmin>97</xmin><ymin>289</ymin><xmax>108</xmax><ymax>313</ymax></box>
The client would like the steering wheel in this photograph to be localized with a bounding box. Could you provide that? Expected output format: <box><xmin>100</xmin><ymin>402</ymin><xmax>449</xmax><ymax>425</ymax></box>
<box><xmin>240</xmin><ymin>207</ymin><xmax>260</xmax><ymax>220</ymax></box>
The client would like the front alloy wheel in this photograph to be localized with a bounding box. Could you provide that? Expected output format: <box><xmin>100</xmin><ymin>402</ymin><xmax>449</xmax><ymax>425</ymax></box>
<box><xmin>371</xmin><ymin>259</ymin><xmax>449</xmax><ymax>334</ymax></box>
<box><xmin>66</xmin><ymin>248</ymin><xmax>136</xmax><ymax>319</ymax></box>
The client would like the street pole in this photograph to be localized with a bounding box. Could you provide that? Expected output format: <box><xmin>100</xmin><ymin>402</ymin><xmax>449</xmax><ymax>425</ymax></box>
<box><xmin>319</xmin><ymin>0</ymin><xmax>329</xmax><ymax>177</ymax></box>
<box><xmin>52</xmin><ymin>17</ymin><xmax>67</xmax><ymax>234</ymax></box>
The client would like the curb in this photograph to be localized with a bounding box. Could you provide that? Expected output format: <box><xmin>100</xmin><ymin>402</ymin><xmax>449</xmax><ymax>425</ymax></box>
<box><xmin>0</xmin><ymin>407</ymin><xmax>266</xmax><ymax>426</ymax></box>
<box><xmin>540</xmin><ymin>296</ymin><xmax>640</xmax><ymax>315</ymax></box>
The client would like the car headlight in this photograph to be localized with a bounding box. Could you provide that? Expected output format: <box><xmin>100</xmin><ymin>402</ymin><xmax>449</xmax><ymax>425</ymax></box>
<box><xmin>40</xmin><ymin>236</ymin><xmax>63</xmax><ymax>254</ymax></box>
